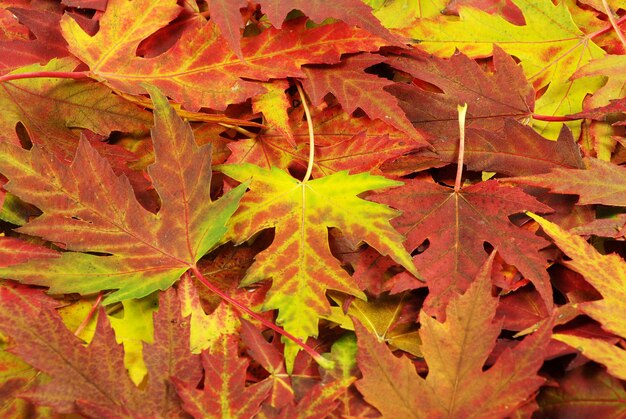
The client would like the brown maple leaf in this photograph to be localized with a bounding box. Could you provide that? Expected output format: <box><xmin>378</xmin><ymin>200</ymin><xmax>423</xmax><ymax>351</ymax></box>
<box><xmin>356</xmin><ymin>254</ymin><xmax>553</xmax><ymax>418</ymax></box>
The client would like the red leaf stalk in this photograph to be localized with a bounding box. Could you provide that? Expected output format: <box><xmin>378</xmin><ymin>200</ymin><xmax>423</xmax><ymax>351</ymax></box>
<box><xmin>189</xmin><ymin>266</ymin><xmax>326</xmax><ymax>365</ymax></box>
<box><xmin>0</xmin><ymin>71</ymin><xmax>91</xmax><ymax>83</ymax></box>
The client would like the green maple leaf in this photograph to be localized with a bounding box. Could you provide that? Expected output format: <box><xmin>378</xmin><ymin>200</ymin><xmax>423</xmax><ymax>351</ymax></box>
<box><xmin>0</xmin><ymin>86</ymin><xmax>246</xmax><ymax>303</ymax></box>
<box><xmin>217</xmin><ymin>163</ymin><xmax>419</xmax><ymax>367</ymax></box>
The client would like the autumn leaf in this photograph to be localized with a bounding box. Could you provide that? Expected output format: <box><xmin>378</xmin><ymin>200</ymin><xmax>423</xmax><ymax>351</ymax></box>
<box><xmin>512</xmin><ymin>157</ymin><xmax>626</xmax><ymax>206</ymax></box>
<box><xmin>208</xmin><ymin>0</ymin><xmax>401</xmax><ymax>60</ymax></box>
<box><xmin>218</xmin><ymin>162</ymin><xmax>419</xmax><ymax>366</ymax></box>
<box><xmin>0</xmin><ymin>285</ymin><xmax>201</xmax><ymax>416</ymax></box>
<box><xmin>173</xmin><ymin>333</ymin><xmax>271</xmax><ymax>419</ymax></box>
<box><xmin>386</xmin><ymin>46</ymin><xmax>583</xmax><ymax>175</ymax></box>
<box><xmin>0</xmin><ymin>236</ymin><xmax>58</xmax><ymax>268</ymax></box>
<box><xmin>529</xmin><ymin>213</ymin><xmax>626</xmax><ymax>380</ymax></box>
<box><xmin>61</xmin><ymin>0</ymin><xmax>388</xmax><ymax>111</ymax></box>
<box><xmin>252</xmin><ymin>80</ymin><xmax>294</xmax><ymax>146</ymax></box>
<box><xmin>0</xmin><ymin>7</ymin><xmax>68</xmax><ymax>73</ymax></box>
<box><xmin>372</xmin><ymin>177</ymin><xmax>553</xmax><ymax>316</ymax></box>
<box><xmin>537</xmin><ymin>364</ymin><xmax>626</xmax><ymax>417</ymax></box>
<box><xmin>302</xmin><ymin>53</ymin><xmax>422</xmax><ymax>140</ymax></box>
<box><xmin>227</xmin><ymin>104</ymin><xmax>426</xmax><ymax>177</ymax></box>
<box><xmin>0</xmin><ymin>86</ymin><xmax>246</xmax><ymax>303</ymax></box>
<box><xmin>405</xmin><ymin>0</ymin><xmax>605</xmax><ymax>138</ymax></box>
<box><xmin>178</xmin><ymin>273</ymin><xmax>241</xmax><ymax>354</ymax></box>
<box><xmin>324</xmin><ymin>291</ymin><xmax>422</xmax><ymax>357</ymax></box>
<box><xmin>0</xmin><ymin>57</ymin><xmax>151</xmax><ymax>160</ymax></box>
<box><xmin>356</xmin><ymin>253</ymin><xmax>553</xmax><ymax>418</ymax></box>
<box><xmin>260</xmin><ymin>1</ymin><xmax>402</xmax><ymax>45</ymax></box>
<box><xmin>240</xmin><ymin>319</ymin><xmax>294</xmax><ymax>409</ymax></box>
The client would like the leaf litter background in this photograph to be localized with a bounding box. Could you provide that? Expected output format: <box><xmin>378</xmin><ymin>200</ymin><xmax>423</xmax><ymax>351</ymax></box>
<box><xmin>0</xmin><ymin>0</ymin><xmax>626</xmax><ymax>417</ymax></box>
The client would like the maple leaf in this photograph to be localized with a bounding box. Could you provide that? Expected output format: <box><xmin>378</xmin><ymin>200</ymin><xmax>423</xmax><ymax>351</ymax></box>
<box><xmin>568</xmin><ymin>97</ymin><xmax>626</xmax><ymax>121</ymax></box>
<box><xmin>0</xmin><ymin>285</ymin><xmax>201</xmax><ymax>416</ymax></box>
<box><xmin>227</xmin><ymin>104</ymin><xmax>426</xmax><ymax>177</ymax></box>
<box><xmin>61</xmin><ymin>0</ymin><xmax>388</xmax><ymax>111</ymax></box>
<box><xmin>325</xmin><ymin>291</ymin><xmax>422</xmax><ymax>357</ymax></box>
<box><xmin>405</xmin><ymin>0</ymin><xmax>606</xmax><ymax>138</ymax></box>
<box><xmin>0</xmin><ymin>86</ymin><xmax>246</xmax><ymax>303</ymax></box>
<box><xmin>302</xmin><ymin>53</ymin><xmax>421</xmax><ymax>140</ymax></box>
<box><xmin>240</xmin><ymin>319</ymin><xmax>294</xmax><ymax>408</ymax></box>
<box><xmin>208</xmin><ymin>0</ymin><xmax>401</xmax><ymax>60</ymax></box>
<box><xmin>512</xmin><ymin>157</ymin><xmax>626</xmax><ymax>206</ymax></box>
<box><xmin>260</xmin><ymin>1</ymin><xmax>402</xmax><ymax>45</ymax></box>
<box><xmin>386</xmin><ymin>47</ymin><xmax>583</xmax><ymax>175</ymax></box>
<box><xmin>537</xmin><ymin>364</ymin><xmax>626</xmax><ymax>417</ymax></box>
<box><xmin>108</xmin><ymin>295</ymin><xmax>159</xmax><ymax>385</ymax></box>
<box><xmin>218</xmin><ymin>163</ymin><xmax>419</xmax><ymax>366</ymax></box>
<box><xmin>173</xmin><ymin>333</ymin><xmax>271</xmax><ymax>419</ymax></box>
<box><xmin>0</xmin><ymin>7</ymin><xmax>68</xmax><ymax>74</ymax></box>
<box><xmin>372</xmin><ymin>177</ymin><xmax>553</xmax><ymax>316</ymax></box>
<box><xmin>529</xmin><ymin>213</ymin><xmax>626</xmax><ymax>380</ymax></box>
<box><xmin>0</xmin><ymin>57</ymin><xmax>152</xmax><ymax>161</ymax></box>
<box><xmin>178</xmin><ymin>273</ymin><xmax>241</xmax><ymax>354</ymax></box>
<box><xmin>355</xmin><ymin>253</ymin><xmax>553</xmax><ymax>418</ymax></box>
<box><xmin>252</xmin><ymin>80</ymin><xmax>294</xmax><ymax>146</ymax></box>
<box><xmin>0</xmin><ymin>236</ymin><xmax>58</xmax><ymax>268</ymax></box>
<box><xmin>365</xmin><ymin>0</ymin><xmax>448</xmax><ymax>27</ymax></box>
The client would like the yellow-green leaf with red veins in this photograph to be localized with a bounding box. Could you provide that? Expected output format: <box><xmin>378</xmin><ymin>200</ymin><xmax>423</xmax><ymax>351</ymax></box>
<box><xmin>252</xmin><ymin>80</ymin><xmax>294</xmax><ymax>147</ymax></box>
<box><xmin>372</xmin><ymin>178</ymin><xmax>553</xmax><ymax>317</ymax></box>
<box><xmin>173</xmin><ymin>333</ymin><xmax>271</xmax><ymax>419</ymax></box>
<box><xmin>226</xmin><ymin>104</ymin><xmax>426</xmax><ymax>177</ymax></box>
<box><xmin>529</xmin><ymin>213</ymin><xmax>626</xmax><ymax>380</ymax></box>
<box><xmin>0</xmin><ymin>57</ymin><xmax>151</xmax><ymax>161</ymax></box>
<box><xmin>356</xmin><ymin>254</ymin><xmax>553</xmax><ymax>418</ymax></box>
<box><xmin>0</xmin><ymin>86</ymin><xmax>246</xmax><ymax>304</ymax></box>
<box><xmin>0</xmin><ymin>285</ymin><xmax>201</xmax><ymax>417</ymax></box>
<box><xmin>217</xmin><ymin>163</ymin><xmax>419</xmax><ymax>367</ymax></box>
<box><xmin>404</xmin><ymin>0</ymin><xmax>605</xmax><ymax>139</ymax></box>
<box><xmin>61</xmin><ymin>0</ymin><xmax>388</xmax><ymax>111</ymax></box>
<box><xmin>178</xmin><ymin>274</ymin><xmax>240</xmax><ymax>354</ymax></box>
<box><xmin>302</xmin><ymin>53</ymin><xmax>422</xmax><ymax>140</ymax></box>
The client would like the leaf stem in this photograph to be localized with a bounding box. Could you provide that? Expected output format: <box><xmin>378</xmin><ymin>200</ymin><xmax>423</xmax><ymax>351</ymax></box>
<box><xmin>0</xmin><ymin>71</ymin><xmax>91</xmax><ymax>83</ymax></box>
<box><xmin>454</xmin><ymin>104</ymin><xmax>468</xmax><ymax>192</ymax></box>
<box><xmin>74</xmin><ymin>292</ymin><xmax>104</xmax><ymax>337</ymax></box>
<box><xmin>218</xmin><ymin>123</ymin><xmax>258</xmax><ymax>138</ymax></box>
<box><xmin>531</xmin><ymin>114</ymin><xmax>577</xmax><ymax>122</ymax></box>
<box><xmin>602</xmin><ymin>0</ymin><xmax>626</xmax><ymax>49</ymax></box>
<box><xmin>189</xmin><ymin>266</ymin><xmax>326</xmax><ymax>363</ymax></box>
<box><xmin>296</xmin><ymin>81</ymin><xmax>315</xmax><ymax>183</ymax></box>
<box><xmin>587</xmin><ymin>13</ymin><xmax>626</xmax><ymax>39</ymax></box>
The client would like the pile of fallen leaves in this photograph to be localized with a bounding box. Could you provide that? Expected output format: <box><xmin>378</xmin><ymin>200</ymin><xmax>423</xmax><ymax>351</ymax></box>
<box><xmin>1</xmin><ymin>0</ymin><xmax>625</xmax><ymax>417</ymax></box>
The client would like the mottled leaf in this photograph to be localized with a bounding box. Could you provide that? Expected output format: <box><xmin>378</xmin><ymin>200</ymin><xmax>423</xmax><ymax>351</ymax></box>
<box><xmin>0</xmin><ymin>86</ymin><xmax>245</xmax><ymax>303</ymax></box>
<box><xmin>218</xmin><ymin>163</ymin><xmax>419</xmax><ymax>367</ymax></box>
<box><xmin>0</xmin><ymin>285</ymin><xmax>201</xmax><ymax>416</ymax></box>
<box><xmin>61</xmin><ymin>0</ymin><xmax>388</xmax><ymax>110</ymax></box>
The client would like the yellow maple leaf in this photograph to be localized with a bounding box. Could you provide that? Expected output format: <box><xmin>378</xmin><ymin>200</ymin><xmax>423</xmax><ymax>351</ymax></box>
<box><xmin>529</xmin><ymin>213</ymin><xmax>626</xmax><ymax>380</ymax></box>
